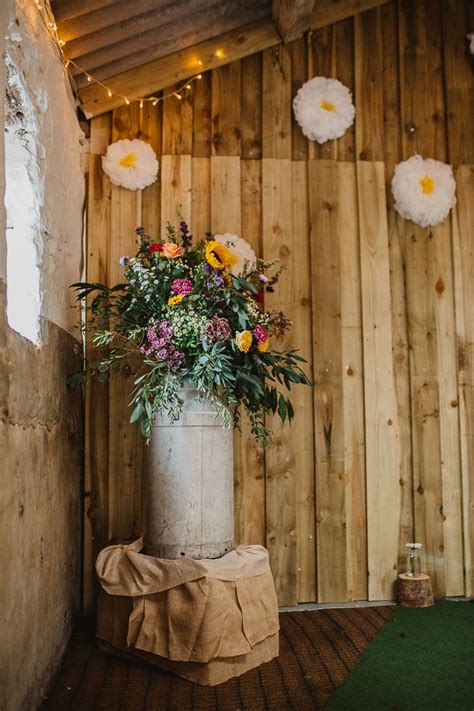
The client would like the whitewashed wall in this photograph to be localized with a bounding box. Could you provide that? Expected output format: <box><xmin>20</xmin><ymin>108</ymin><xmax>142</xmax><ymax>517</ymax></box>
<box><xmin>0</xmin><ymin>2</ymin><xmax>85</xmax><ymax>709</ymax></box>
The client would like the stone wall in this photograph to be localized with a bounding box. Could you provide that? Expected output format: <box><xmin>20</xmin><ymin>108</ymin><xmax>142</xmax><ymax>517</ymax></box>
<box><xmin>0</xmin><ymin>1</ymin><xmax>85</xmax><ymax>709</ymax></box>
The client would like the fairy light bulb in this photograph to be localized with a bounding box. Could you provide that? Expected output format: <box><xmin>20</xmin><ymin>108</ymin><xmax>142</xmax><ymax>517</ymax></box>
<box><xmin>125</xmin><ymin>97</ymin><xmax>130</xmax><ymax>105</ymax></box>
<box><xmin>107</xmin><ymin>89</ymin><xmax>113</xmax><ymax>97</ymax></box>
<box><xmin>175</xmin><ymin>93</ymin><xmax>182</xmax><ymax>100</ymax></box>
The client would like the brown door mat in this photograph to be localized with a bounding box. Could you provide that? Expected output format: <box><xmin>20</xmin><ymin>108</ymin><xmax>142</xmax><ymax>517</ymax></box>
<box><xmin>42</xmin><ymin>606</ymin><xmax>393</xmax><ymax>710</ymax></box>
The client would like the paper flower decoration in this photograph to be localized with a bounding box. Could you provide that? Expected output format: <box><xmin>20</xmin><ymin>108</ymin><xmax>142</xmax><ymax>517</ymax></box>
<box><xmin>214</xmin><ymin>233</ymin><xmax>257</xmax><ymax>277</ymax></box>
<box><xmin>102</xmin><ymin>138</ymin><xmax>159</xmax><ymax>190</ymax></box>
<box><xmin>467</xmin><ymin>32</ymin><xmax>474</xmax><ymax>54</ymax></box>
<box><xmin>391</xmin><ymin>155</ymin><xmax>456</xmax><ymax>228</ymax></box>
<box><xmin>292</xmin><ymin>77</ymin><xmax>355</xmax><ymax>144</ymax></box>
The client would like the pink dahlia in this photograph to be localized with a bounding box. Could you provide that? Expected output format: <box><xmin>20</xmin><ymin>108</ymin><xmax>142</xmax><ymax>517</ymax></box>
<box><xmin>253</xmin><ymin>324</ymin><xmax>268</xmax><ymax>343</ymax></box>
<box><xmin>171</xmin><ymin>278</ymin><xmax>193</xmax><ymax>296</ymax></box>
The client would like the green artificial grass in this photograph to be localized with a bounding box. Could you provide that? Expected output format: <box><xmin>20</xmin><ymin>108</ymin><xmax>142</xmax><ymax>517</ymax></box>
<box><xmin>326</xmin><ymin>600</ymin><xmax>474</xmax><ymax>711</ymax></box>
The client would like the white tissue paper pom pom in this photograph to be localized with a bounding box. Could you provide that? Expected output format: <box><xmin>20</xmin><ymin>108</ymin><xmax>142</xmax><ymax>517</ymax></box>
<box><xmin>102</xmin><ymin>138</ymin><xmax>159</xmax><ymax>190</ymax></box>
<box><xmin>292</xmin><ymin>76</ymin><xmax>355</xmax><ymax>144</ymax></box>
<box><xmin>214</xmin><ymin>233</ymin><xmax>257</xmax><ymax>277</ymax></box>
<box><xmin>467</xmin><ymin>32</ymin><xmax>474</xmax><ymax>54</ymax></box>
<box><xmin>391</xmin><ymin>155</ymin><xmax>456</xmax><ymax>228</ymax></box>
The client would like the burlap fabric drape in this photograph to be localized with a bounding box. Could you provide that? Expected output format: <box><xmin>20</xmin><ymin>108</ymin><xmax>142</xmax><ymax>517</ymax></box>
<box><xmin>95</xmin><ymin>539</ymin><xmax>280</xmax><ymax>684</ymax></box>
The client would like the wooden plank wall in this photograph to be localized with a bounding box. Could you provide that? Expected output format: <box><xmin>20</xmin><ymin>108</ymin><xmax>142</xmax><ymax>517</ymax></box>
<box><xmin>84</xmin><ymin>0</ymin><xmax>474</xmax><ymax>608</ymax></box>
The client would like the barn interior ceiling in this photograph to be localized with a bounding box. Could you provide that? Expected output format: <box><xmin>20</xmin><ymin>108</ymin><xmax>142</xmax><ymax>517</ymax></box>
<box><xmin>50</xmin><ymin>0</ymin><xmax>390</xmax><ymax>117</ymax></box>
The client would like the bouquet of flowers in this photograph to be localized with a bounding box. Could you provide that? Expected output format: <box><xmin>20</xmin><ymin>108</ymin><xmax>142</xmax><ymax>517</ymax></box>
<box><xmin>72</xmin><ymin>222</ymin><xmax>310</xmax><ymax>445</ymax></box>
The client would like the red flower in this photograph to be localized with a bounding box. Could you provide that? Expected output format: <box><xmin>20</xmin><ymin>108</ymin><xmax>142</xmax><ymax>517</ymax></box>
<box><xmin>257</xmin><ymin>290</ymin><xmax>264</xmax><ymax>304</ymax></box>
<box><xmin>149</xmin><ymin>243</ymin><xmax>164</xmax><ymax>252</ymax></box>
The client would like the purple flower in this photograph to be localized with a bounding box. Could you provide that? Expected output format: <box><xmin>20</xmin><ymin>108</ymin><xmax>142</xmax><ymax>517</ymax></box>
<box><xmin>179</xmin><ymin>221</ymin><xmax>192</xmax><ymax>248</ymax></box>
<box><xmin>258</xmin><ymin>274</ymin><xmax>269</xmax><ymax>285</ymax></box>
<box><xmin>158</xmin><ymin>320</ymin><xmax>174</xmax><ymax>340</ymax></box>
<box><xmin>156</xmin><ymin>347</ymin><xmax>169</xmax><ymax>360</ymax></box>
<box><xmin>203</xmin><ymin>316</ymin><xmax>231</xmax><ymax>343</ymax></box>
<box><xmin>171</xmin><ymin>278</ymin><xmax>193</xmax><ymax>296</ymax></box>
<box><xmin>119</xmin><ymin>256</ymin><xmax>130</xmax><ymax>267</ymax></box>
<box><xmin>135</xmin><ymin>226</ymin><xmax>145</xmax><ymax>234</ymax></box>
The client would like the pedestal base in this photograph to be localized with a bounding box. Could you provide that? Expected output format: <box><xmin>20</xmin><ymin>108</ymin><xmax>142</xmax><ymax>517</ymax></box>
<box><xmin>95</xmin><ymin>540</ymin><xmax>280</xmax><ymax>686</ymax></box>
<box><xmin>398</xmin><ymin>573</ymin><xmax>434</xmax><ymax>608</ymax></box>
<box><xmin>98</xmin><ymin>633</ymin><xmax>279</xmax><ymax>686</ymax></box>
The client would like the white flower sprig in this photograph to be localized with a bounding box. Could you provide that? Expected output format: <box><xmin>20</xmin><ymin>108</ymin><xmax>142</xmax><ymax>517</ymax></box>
<box><xmin>405</xmin><ymin>543</ymin><xmax>422</xmax><ymax>550</ymax></box>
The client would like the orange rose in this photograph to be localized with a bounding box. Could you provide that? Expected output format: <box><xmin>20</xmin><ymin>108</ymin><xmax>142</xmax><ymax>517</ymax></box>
<box><xmin>162</xmin><ymin>242</ymin><xmax>184</xmax><ymax>258</ymax></box>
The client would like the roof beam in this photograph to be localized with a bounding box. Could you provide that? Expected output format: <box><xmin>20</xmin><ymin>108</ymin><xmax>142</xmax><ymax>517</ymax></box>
<box><xmin>310</xmin><ymin>0</ymin><xmax>391</xmax><ymax>30</ymax></box>
<box><xmin>272</xmin><ymin>0</ymin><xmax>316</xmax><ymax>43</ymax></box>
<box><xmin>79</xmin><ymin>19</ymin><xmax>280</xmax><ymax>119</ymax></box>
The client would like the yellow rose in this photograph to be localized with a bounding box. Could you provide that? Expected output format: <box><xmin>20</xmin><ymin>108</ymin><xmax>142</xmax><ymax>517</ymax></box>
<box><xmin>162</xmin><ymin>242</ymin><xmax>184</xmax><ymax>258</ymax></box>
<box><xmin>168</xmin><ymin>294</ymin><xmax>184</xmax><ymax>305</ymax></box>
<box><xmin>235</xmin><ymin>330</ymin><xmax>253</xmax><ymax>352</ymax></box>
<box><xmin>257</xmin><ymin>339</ymin><xmax>269</xmax><ymax>352</ymax></box>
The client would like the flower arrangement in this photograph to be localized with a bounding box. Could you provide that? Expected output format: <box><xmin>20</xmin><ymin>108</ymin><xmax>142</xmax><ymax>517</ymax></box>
<box><xmin>71</xmin><ymin>222</ymin><xmax>310</xmax><ymax>445</ymax></box>
<box><xmin>391</xmin><ymin>155</ymin><xmax>456</xmax><ymax>227</ymax></box>
<box><xmin>102</xmin><ymin>138</ymin><xmax>159</xmax><ymax>190</ymax></box>
<box><xmin>293</xmin><ymin>77</ymin><xmax>355</xmax><ymax>144</ymax></box>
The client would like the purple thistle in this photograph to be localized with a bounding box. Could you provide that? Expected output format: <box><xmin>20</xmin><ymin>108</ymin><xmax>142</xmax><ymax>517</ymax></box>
<box><xmin>119</xmin><ymin>256</ymin><xmax>130</xmax><ymax>267</ymax></box>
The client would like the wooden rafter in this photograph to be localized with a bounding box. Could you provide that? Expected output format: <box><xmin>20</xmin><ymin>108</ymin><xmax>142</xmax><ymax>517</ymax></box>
<box><xmin>79</xmin><ymin>20</ymin><xmax>279</xmax><ymax>118</ymax></box>
<box><xmin>272</xmin><ymin>0</ymin><xmax>316</xmax><ymax>43</ymax></box>
<box><xmin>310</xmin><ymin>0</ymin><xmax>391</xmax><ymax>30</ymax></box>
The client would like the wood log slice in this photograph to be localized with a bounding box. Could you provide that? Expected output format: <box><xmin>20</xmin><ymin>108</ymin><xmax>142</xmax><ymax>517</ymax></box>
<box><xmin>398</xmin><ymin>573</ymin><xmax>434</xmax><ymax>608</ymax></box>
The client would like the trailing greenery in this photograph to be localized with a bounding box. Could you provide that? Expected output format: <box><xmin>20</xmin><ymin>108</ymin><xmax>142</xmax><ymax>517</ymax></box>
<box><xmin>71</xmin><ymin>223</ymin><xmax>311</xmax><ymax>445</ymax></box>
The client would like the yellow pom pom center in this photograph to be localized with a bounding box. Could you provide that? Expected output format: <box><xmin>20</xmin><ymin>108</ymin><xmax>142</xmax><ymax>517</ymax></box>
<box><xmin>119</xmin><ymin>152</ymin><xmax>137</xmax><ymax>168</ymax></box>
<box><xmin>320</xmin><ymin>99</ymin><xmax>335</xmax><ymax>112</ymax></box>
<box><xmin>419</xmin><ymin>175</ymin><xmax>435</xmax><ymax>194</ymax></box>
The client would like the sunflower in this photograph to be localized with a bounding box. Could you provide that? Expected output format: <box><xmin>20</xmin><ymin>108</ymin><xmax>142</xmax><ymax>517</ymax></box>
<box><xmin>235</xmin><ymin>330</ymin><xmax>253</xmax><ymax>353</ymax></box>
<box><xmin>168</xmin><ymin>294</ymin><xmax>184</xmax><ymax>305</ymax></box>
<box><xmin>205</xmin><ymin>240</ymin><xmax>238</xmax><ymax>271</ymax></box>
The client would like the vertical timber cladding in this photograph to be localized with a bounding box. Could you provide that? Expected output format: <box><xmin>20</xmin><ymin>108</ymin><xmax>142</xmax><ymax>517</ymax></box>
<box><xmin>84</xmin><ymin>0</ymin><xmax>474</xmax><ymax>609</ymax></box>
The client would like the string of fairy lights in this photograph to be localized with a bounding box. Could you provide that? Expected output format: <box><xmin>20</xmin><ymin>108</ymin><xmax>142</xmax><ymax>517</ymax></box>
<box><xmin>34</xmin><ymin>0</ymin><xmax>213</xmax><ymax>109</ymax></box>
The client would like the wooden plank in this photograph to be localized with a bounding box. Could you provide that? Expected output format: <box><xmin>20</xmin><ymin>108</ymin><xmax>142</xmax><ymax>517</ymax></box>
<box><xmin>442</xmin><ymin>0</ymin><xmax>474</xmax><ymax>165</ymax></box>
<box><xmin>241</xmin><ymin>54</ymin><xmax>263</xmax><ymax>160</ymax></box>
<box><xmin>211</xmin><ymin>62</ymin><xmax>241</xmax><ymax>156</ymax></box>
<box><xmin>292</xmin><ymin>161</ymin><xmax>316</xmax><ymax>602</ymax></box>
<box><xmin>140</xmin><ymin>100</ymin><xmax>162</xmax><ymax>239</ymax></box>
<box><xmin>381</xmin><ymin>1</ymin><xmax>401</xmax><ymax>167</ymax></box>
<box><xmin>310</xmin><ymin>0</ymin><xmax>390</xmax><ymax>29</ymax></box>
<box><xmin>192</xmin><ymin>72</ymin><xmax>212</xmax><ymax>158</ymax></box>
<box><xmin>108</xmin><ymin>104</ymin><xmax>143</xmax><ymax>542</ymax></box>
<box><xmin>79</xmin><ymin>20</ymin><xmax>280</xmax><ymax>118</ymax></box>
<box><xmin>191</xmin><ymin>157</ymin><xmax>211</xmax><ymax>239</ymax></box>
<box><xmin>288</xmin><ymin>38</ymin><xmax>308</xmax><ymax>161</ymax></box>
<box><xmin>398</xmin><ymin>0</ymin><xmax>447</xmax><ymax>161</ymax></box>
<box><xmin>162</xmin><ymin>84</ymin><xmax>193</xmax><ymax>155</ymax></box>
<box><xmin>160</xmin><ymin>155</ymin><xmax>192</xmax><ymax>231</ymax></box>
<box><xmin>273</xmin><ymin>0</ymin><xmax>316</xmax><ymax>43</ymax></box>
<box><xmin>210</xmin><ymin>156</ymin><xmax>241</xmax><ymax>233</ymax></box>
<box><xmin>83</xmin><ymin>113</ymin><xmax>112</xmax><ymax>612</ymax></box>
<box><xmin>354</xmin><ymin>7</ymin><xmax>384</xmax><ymax>161</ymax></box>
<box><xmin>334</xmin><ymin>18</ymin><xmax>355</xmax><ymax>162</ymax></box>
<box><xmin>357</xmin><ymin>160</ymin><xmax>401</xmax><ymax>600</ymax></box>
<box><xmin>262</xmin><ymin>158</ymin><xmax>297</xmax><ymax>606</ymax></box>
<box><xmin>309</xmin><ymin>160</ymin><xmax>347</xmax><ymax>602</ymax></box>
<box><xmin>262</xmin><ymin>45</ymin><xmax>292</xmax><ymax>159</ymax></box>
<box><xmin>234</xmin><ymin>160</ymin><xmax>265</xmax><ymax>547</ymax></box>
<box><xmin>338</xmin><ymin>161</ymin><xmax>367</xmax><ymax>601</ymax></box>
<box><xmin>307</xmin><ymin>26</ymin><xmax>336</xmax><ymax>161</ymax></box>
<box><xmin>434</xmin><ymin>220</ymin><xmax>464</xmax><ymax>596</ymax></box>
<box><xmin>398</xmin><ymin>0</ymin><xmax>463</xmax><ymax>596</ymax></box>
<box><xmin>452</xmin><ymin>165</ymin><xmax>474</xmax><ymax>597</ymax></box>
<box><xmin>382</xmin><ymin>0</ymin><xmax>413</xmax><ymax>572</ymax></box>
